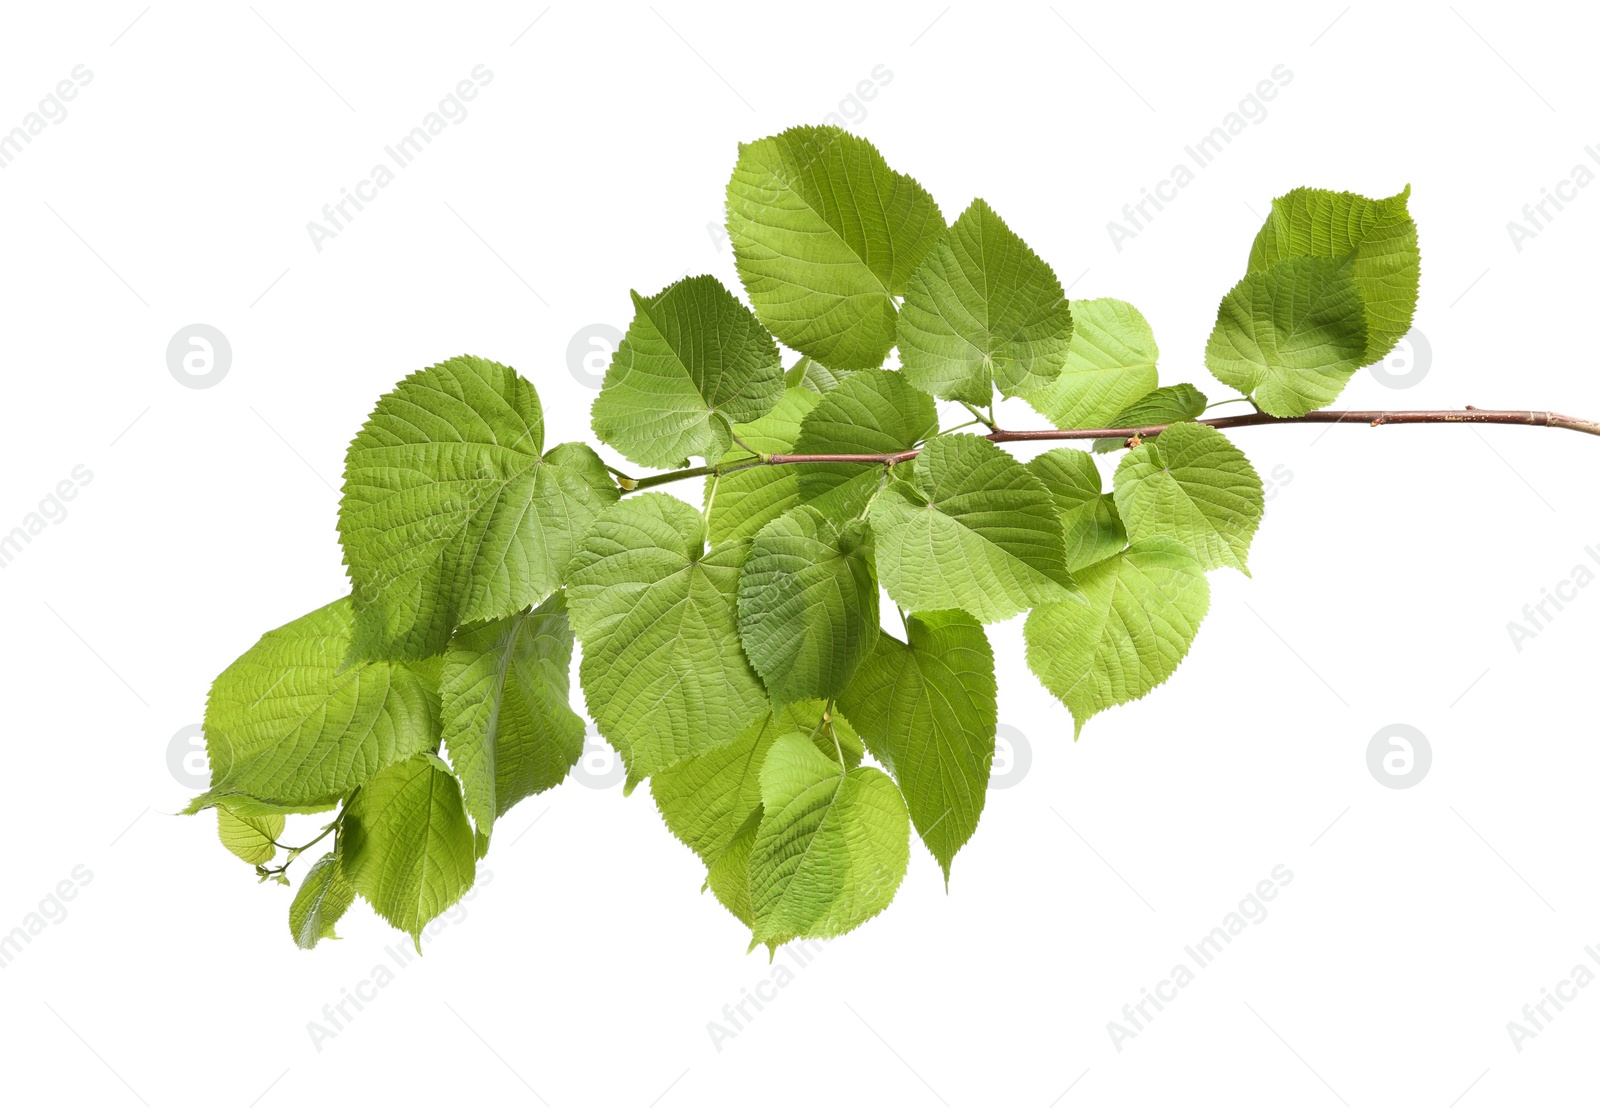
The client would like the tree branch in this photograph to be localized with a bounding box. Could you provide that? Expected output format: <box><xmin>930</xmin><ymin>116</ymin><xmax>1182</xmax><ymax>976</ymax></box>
<box><xmin>615</xmin><ymin>409</ymin><xmax>1599</xmax><ymax>491</ymax></box>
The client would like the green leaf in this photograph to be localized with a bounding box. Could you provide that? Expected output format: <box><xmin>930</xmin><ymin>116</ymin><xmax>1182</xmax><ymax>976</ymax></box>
<box><xmin>289</xmin><ymin>852</ymin><xmax>356</xmax><ymax>949</ymax></box>
<box><xmin>749</xmin><ymin>733</ymin><xmax>910</xmax><ymax>940</ymax></box>
<box><xmin>1025</xmin><ymin>539</ymin><xmax>1210</xmax><ymax>736</ymax></box>
<box><xmin>738</xmin><ymin>506</ymin><xmax>879</xmax><ymax>704</ymax></box>
<box><xmin>706</xmin><ymin>386</ymin><xmax>819</xmax><ymax>546</ymax></box>
<box><xmin>1019</xmin><ymin>298</ymin><xmax>1159</xmax><ymax>429</ymax></box>
<box><xmin>652</xmin><ymin>701</ymin><xmax>863</xmax><ymax>868</ymax></box>
<box><xmin>191</xmin><ymin>598</ymin><xmax>441</xmax><ymax>811</ymax></box>
<box><xmin>1113</xmin><ymin>422</ymin><xmax>1264</xmax><ymax>573</ymax></box>
<box><xmin>566</xmin><ymin>493</ymin><xmax>768</xmax><ymax>779</ymax></box>
<box><xmin>786</xmin><ymin>355</ymin><xmax>853</xmax><ymax>393</ymax></box>
<box><xmin>1247</xmin><ymin>186</ymin><xmax>1419</xmax><ymax>360</ymax></box>
<box><xmin>440</xmin><ymin>591</ymin><xmax>584</xmax><ymax>839</ymax></box>
<box><xmin>726</xmin><ymin>125</ymin><xmax>945</xmax><ymax>369</ymax></box>
<box><xmin>591</xmin><ymin>275</ymin><xmax>784</xmax><ymax>468</ymax></box>
<box><xmin>792</xmin><ymin>367</ymin><xmax>938</xmax><ymax>509</ymax></box>
<box><xmin>339</xmin><ymin>355</ymin><xmax>617</xmax><ymax>659</ymax></box>
<box><xmin>897</xmin><ymin>199</ymin><xmax>1073</xmax><ymax>404</ymax></box>
<box><xmin>1028</xmin><ymin>448</ymin><xmax>1128</xmax><ymax>572</ymax></box>
<box><xmin>341</xmin><ymin>754</ymin><xmax>476</xmax><ymax>948</ymax></box>
<box><xmin>1091</xmin><ymin>384</ymin><xmax>1209</xmax><ymax>453</ymax></box>
<box><xmin>870</xmin><ymin>434</ymin><xmax>1080</xmax><ymax>621</ymax></box>
<box><xmin>1204</xmin><ymin>256</ymin><xmax>1368</xmax><ymax>418</ymax></box>
<box><xmin>217</xmin><ymin>807</ymin><xmax>283</xmax><ymax>865</ymax></box>
<box><xmin>838</xmin><ymin>611</ymin><xmax>996</xmax><ymax>882</ymax></box>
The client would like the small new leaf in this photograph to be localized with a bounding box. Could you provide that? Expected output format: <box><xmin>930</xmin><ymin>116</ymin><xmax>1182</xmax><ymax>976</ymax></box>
<box><xmin>341</xmin><ymin>755</ymin><xmax>476</xmax><ymax>948</ymax></box>
<box><xmin>1020</xmin><ymin>297</ymin><xmax>1159</xmax><ymax>429</ymax></box>
<box><xmin>1025</xmin><ymin>539</ymin><xmax>1210</xmax><ymax>736</ymax></box>
<box><xmin>749</xmin><ymin>733</ymin><xmax>910</xmax><ymax>941</ymax></box>
<box><xmin>217</xmin><ymin>807</ymin><xmax>283</xmax><ymax>866</ymax></box>
<box><xmin>1205</xmin><ymin>256</ymin><xmax>1368</xmax><ymax>418</ymax></box>
<box><xmin>1113</xmin><ymin>422</ymin><xmax>1264</xmax><ymax>573</ymax></box>
<box><xmin>289</xmin><ymin>852</ymin><xmax>356</xmax><ymax>949</ymax></box>
<box><xmin>898</xmin><ymin>199</ymin><xmax>1073</xmax><ymax>404</ymax></box>
<box><xmin>592</xmin><ymin>275</ymin><xmax>784</xmax><ymax>468</ymax></box>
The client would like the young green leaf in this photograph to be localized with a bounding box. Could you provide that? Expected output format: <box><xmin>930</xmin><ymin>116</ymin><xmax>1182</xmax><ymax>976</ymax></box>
<box><xmin>440</xmin><ymin>592</ymin><xmax>584</xmax><ymax>840</ymax></box>
<box><xmin>341</xmin><ymin>754</ymin><xmax>476</xmax><ymax>948</ymax></box>
<box><xmin>190</xmin><ymin>598</ymin><xmax>440</xmax><ymax>812</ymax></box>
<box><xmin>749</xmin><ymin>733</ymin><xmax>910</xmax><ymax>941</ymax></box>
<box><xmin>839</xmin><ymin>611</ymin><xmax>997</xmax><ymax>883</ymax></box>
<box><xmin>652</xmin><ymin>701</ymin><xmax>863</xmax><ymax>868</ymax></box>
<box><xmin>1090</xmin><ymin>384</ymin><xmax>1208</xmax><ymax>453</ymax></box>
<box><xmin>289</xmin><ymin>852</ymin><xmax>356</xmax><ymax>949</ymax></box>
<box><xmin>339</xmin><ymin>355</ymin><xmax>618</xmax><ymax>659</ymax></box>
<box><xmin>786</xmin><ymin>355</ymin><xmax>853</xmax><ymax>393</ymax></box>
<box><xmin>1025</xmin><ymin>539</ymin><xmax>1210</xmax><ymax>736</ymax></box>
<box><xmin>726</xmin><ymin>125</ymin><xmax>945</xmax><ymax>369</ymax></box>
<box><xmin>565</xmin><ymin>493</ymin><xmax>768</xmax><ymax>780</ymax></box>
<box><xmin>591</xmin><ymin>275</ymin><xmax>785</xmax><ymax>468</ymax></box>
<box><xmin>1204</xmin><ymin>256</ymin><xmax>1369</xmax><ymax>418</ymax></box>
<box><xmin>897</xmin><ymin>199</ymin><xmax>1073</xmax><ymax>404</ymax></box>
<box><xmin>1113</xmin><ymin>422</ymin><xmax>1264</xmax><ymax>573</ymax></box>
<box><xmin>1019</xmin><ymin>297</ymin><xmax>1159</xmax><ymax>429</ymax></box>
<box><xmin>791</xmin><ymin>367</ymin><xmax>939</xmax><ymax>514</ymax></box>
<box><xmin>870</xmin><ymin>434</ymin><xmax>1080</xmax><ymax>621</ymax></box>
<box><xmin>738</xmin><ymin>507</ymin><xmax>879</xmax><ymax>704</ymax></box>
<box><xmin>1028</xmin><ymin>448</ymin><xmax>1129</xmax><ymax>571</ymax></box>
<box><xmin>217</xmin><ymin>807</ymin><xmax>283</xmax><ymax>866</ymax></box>
<box><xmin>1247</xmin><ymin>186</ymin><xmax>1419</xmax><ymax>361</ymax></box>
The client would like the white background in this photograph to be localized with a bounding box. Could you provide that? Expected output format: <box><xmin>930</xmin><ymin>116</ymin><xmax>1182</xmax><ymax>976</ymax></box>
<box><xmin>1</xmin><ymin>2</ymin><xmax>1597</xmax><ymax>1110</ymax></box>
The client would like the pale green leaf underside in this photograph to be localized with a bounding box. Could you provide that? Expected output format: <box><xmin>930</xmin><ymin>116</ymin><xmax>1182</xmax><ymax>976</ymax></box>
<box><xmin>592</xmin><ymin>275</ymin><xmax>784</xmax><ymax>468</ymax></box>
<box><xmin>839</xmin><ymin>610</ymin><xmax>996</xmax><ymax>882</ymax></box>
<box><xmin>1028</xmin><ymin>448</ymin><xmax>1128</xmax><ymax>571</ymax></box>
<box><xmin>738</xmin><ymin>506</ymin><xmax>879</xmax><ymax>704</ymax></box>
<box><xmin>1091</xmin><ymin>384</ymin><xmax>1208</xmax><ymax>453</ymax></box>
<box><xmin>289</xmin><ymin>852</ymin><xmax>356</xmax><ymax>949</ymax></box>
<box><xmin>1025</xmin><ymin>539</ymin><xmax>1210</xmax><ymax>736</ymax></box>
<box><xmin>652</xmin><ymin>701</ymin><xmax>864</xmax><ymax>870</ymax></box>
<box><xmin>566</xmin><ymin>493</ymin><xmax>767</xmax><ymax>780</ymax></box>
<box><xmin>1205</xmin><ymin>256</ymin><xmax>1368</xmax><ymax>418</ymax></box>
<box><xmin>342</xmin><ymin>754</ymin><xmax>476</xmax><ymax>947</ymax></box>
<box><xmin>1113</xmin><ymin>422</ymin><xmax>1264</xmax><ymax>573</ymax></box>
<box><xmin>339</xmin><ymin>355</ymin><xmax>618</xmax><ymax>659</ymax></box>
<box><xmin>194</xmin><ymin>598</ymin><xmax>439</xmax><ymax>811</ymax></box>
<box><xmin>217</xmin><ymin>807</ymin><xmax>283</xmax><ymax>865</ymax></box>
<box><xmin>1248</xmin><ymin>186</ymin><xmax>1419</xmax><ymax>361</ymax></box>
<box><xmin>1020</xmin><ymin>297</ymin><xmax>1158</xmax><ymax>429</ymax></box>
<box><xmin>440</xmin><ymin>592</ymin><xmax>584</xmax><ymax>838</ymax></box>
<box><xmin>749</xmin><ymin>733</ymin><xmax>910</xmax><ymax>941</ymax></box>
<box><xmin>726</xmin><ymin>125</ymin><xmax>945</xmax><ymax>370</ymax></box>
<box><xmin>870</xmin><ymin>434</ymin><xmax>1079</xmax><ymax>622</ymax></box>
<box><xmin>897</xmin><ymin>198</ymin><xmax>1073</xmax><ymax>404</ymax></box>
